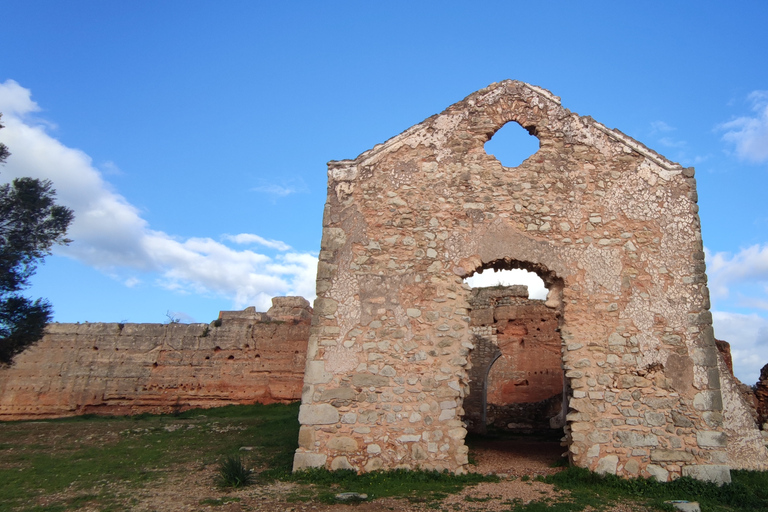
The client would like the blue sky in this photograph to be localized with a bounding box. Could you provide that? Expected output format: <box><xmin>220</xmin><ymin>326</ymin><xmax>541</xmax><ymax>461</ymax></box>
<box><xmin>1</xmin><ymin>1</ymin><xmax>767</xmax><ymax>383</ymax></box>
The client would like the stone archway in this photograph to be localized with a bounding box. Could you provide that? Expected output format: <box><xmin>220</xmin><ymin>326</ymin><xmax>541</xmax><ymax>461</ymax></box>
<box><xmin>293</xmin><ymin>80</ymin><xmax>762</xmax><ymax>483</ymax></box>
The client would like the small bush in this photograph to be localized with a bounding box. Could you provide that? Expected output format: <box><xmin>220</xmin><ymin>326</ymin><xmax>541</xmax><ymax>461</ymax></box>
<box><xmin>216</xmin><ymin>454</ymin><xmax>253</xmax><ymax>488</ymax></box>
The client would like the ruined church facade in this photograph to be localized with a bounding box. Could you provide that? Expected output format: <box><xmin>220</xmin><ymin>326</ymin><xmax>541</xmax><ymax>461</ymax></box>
<box><xmin>293</xmin><ymin>80</ymin><xmax>766</xmax><ymax>482</ymax></box>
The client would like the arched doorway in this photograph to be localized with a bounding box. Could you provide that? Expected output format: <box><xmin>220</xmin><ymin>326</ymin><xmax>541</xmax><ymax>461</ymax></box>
<box><xmin>462</xmin><ymin>263</ymin><xmax>569</xmax><ymax>470</ymax></box>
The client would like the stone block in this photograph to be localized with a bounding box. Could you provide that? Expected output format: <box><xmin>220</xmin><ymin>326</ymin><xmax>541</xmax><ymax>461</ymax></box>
<box><xmin>330</xmin><ymin>456</ymin><xmax>354</xmax><ymax>470</ymax></box>
<box><xmin>616</xmin><ymin>431</ymin><xmax>658</xmax><ymax>447</ymax></box>
<box><xmin>646</xmin><ymin>464</ymin><xmax>669</xmax><ymax>482</ymax></box>
<box><xmin>293</xmin><ymin>452</ymin><xmax>327</xmax><ymax>471</ymax></box>
<box><xmin>595</xmin><ymin>455</ymin><xmax>618</xmax><ymax>475</ymax></box>
<box><xmin>693</xmin><ymin>391</ymin><xmax>723</xmax><ymax>411</ymax></box>
<box><xmin>681</xmin><ymin>465</ymin><xmax>732</xmax><ymax>486</ymax></box>
<box><xmin>328</xmin><ymin>436</ymin><xmax>358</xmax><ymax>452</ymax></box>
<box><xmin>651</xmin><ymin>449</ymin><xmax>694</xmax><ymax>463</ymax></box>
<box><xmin>305</xmin><ymin>361</ymin><xmax>332</xmax><ymax>384</ymax></box>
<box><xmin>320</xmin><ymin>387</ymin><xmax>356</xmax><ymax>401</ymax></box>
<box><xmin>351</xmin><ymin>373</ymin><xmax>389</xmax><ymax>388</ymax></box>
<box><xmin>696</xmin><ymin>431</ymin><xmax>726</xmax><ymax>447</ymax></box>
<box><xmin>298</xmin><ymin>404</ymin><xmax>339</xmax><ymax>425</ymax></box>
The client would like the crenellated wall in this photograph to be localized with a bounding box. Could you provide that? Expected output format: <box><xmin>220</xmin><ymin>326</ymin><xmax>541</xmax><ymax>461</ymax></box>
<box><xmin>0</xmin><ymin>297</ymin><xmax>311</xmax><ymax>420</ymax></box>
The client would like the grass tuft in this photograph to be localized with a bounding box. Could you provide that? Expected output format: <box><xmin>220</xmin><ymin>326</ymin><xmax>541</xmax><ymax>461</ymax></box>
<box><xmin>216</xmin><ymin>454</ymin><xmax>253</xmax><ymax>488</ymax></box>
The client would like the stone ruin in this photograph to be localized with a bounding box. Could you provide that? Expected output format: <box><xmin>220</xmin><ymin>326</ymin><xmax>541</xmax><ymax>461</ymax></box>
<box><xmin>292</xmin><ymin>80</ymin><xmax>768</xmax><ymax>482</ymax></box>
<box><xmin>463</xmin><ymin>285</ymin><xmax>564</xmax><ymax>435</ymax></box>
<box><xmin>0</xmin><ymin>297</ymin><xmax>312</xmax><ymax>420</ymax></box>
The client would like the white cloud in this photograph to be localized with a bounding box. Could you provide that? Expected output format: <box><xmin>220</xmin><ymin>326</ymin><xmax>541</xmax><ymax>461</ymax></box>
<box><xmin>0</xmin><ymin>79</ymin><xmax>318</xmax><ymax>310</ymax></box>
<box><xmin>706</xmin><ymin>245</ymin><xmax>768</xmax><ymax>300</ymax></box>
<box><xmin>464</xmin><ymin>269</ymin><xmax>548</xmax><ymax>300</ymax></box>
<box><xmin>719</xmin><ymin>90</ymin><xmax>768</xmax><ymax>164</ymax></box>
<box><xmin>252</xmin><ymin>184</ymin><xmax>297</xmax><ymax>196</ymax></box>
<box><xmin>650</xmin><ymin>120</ymin><xmax>675</xmax><ymax>133</ymax></box>
<box><xmin>223</xmin><ymin>233</ymin><xmax>292</xmax><ymax>251</ymax></box>
<box><xmin>705</xmin><ymin>245</ymin><xmax>768</xmax><ymax>382</ymax></box>
<box><xmin>658</xmin><ymin>137</ymin><xmax>687</xmax><ymax>149</ymax></box>
<box><xmin>0</xmin><ymin>79</ymin><xmax>40</xmax><ymax>117</ymax></box>
<box><xmin>712</xmin><ymin>311</ymin><xmax>768</xmax><ymax>385</ymax></box>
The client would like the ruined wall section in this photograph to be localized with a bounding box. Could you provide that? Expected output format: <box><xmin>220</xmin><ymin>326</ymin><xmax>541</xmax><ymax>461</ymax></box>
<box><xmin>464</xmin><ymin>286</ymin><xmax>563</xmax><ymax>433</ymax></box>
<box><xmin>293</xmin><ymin>80</ymin><xmax>762</xmax><ymax>482</ymax></box>
<box><xmin>0</xmin><ymin>297</ymin><xmax>311</xmax><ymax>420</ymax></box>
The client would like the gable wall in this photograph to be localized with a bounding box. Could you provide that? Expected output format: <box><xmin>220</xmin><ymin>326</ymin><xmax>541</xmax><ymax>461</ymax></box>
<box><xmin>293</xmin><ymin>80</ymin><xmax>760</xmax><ymax>482</ymax></box>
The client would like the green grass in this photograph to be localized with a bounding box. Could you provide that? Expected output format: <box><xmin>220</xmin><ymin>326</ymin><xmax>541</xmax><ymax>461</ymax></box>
<box><xmin>0</xmin><ymin>402</ymin><xmax>300</xmax><ymax>511</ymax></box>
<box><xmin>2</xmin><ymin>404</ymin><xmax>767</xmax><ymax>512</ymax></box>
<box><xmin>285</xmin><ymin>467</ymin><xmax>498</xmax><ymax>504</ymax></box>
<box><xmin>215</xmin><ymin>454</ymin><xmax>253</xmax><ymax>488</ymax></box>
<box><xmin>508</xmin><ymin>466</ymin><xmax>768</xmax><ymax>512</ymax></box>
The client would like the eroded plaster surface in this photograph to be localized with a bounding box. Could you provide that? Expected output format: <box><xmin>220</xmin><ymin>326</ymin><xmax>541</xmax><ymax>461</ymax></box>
<box><xmin>294</xmin><ymin>80</ymin><xmax>767</xmax><ymax>482</ymax></box>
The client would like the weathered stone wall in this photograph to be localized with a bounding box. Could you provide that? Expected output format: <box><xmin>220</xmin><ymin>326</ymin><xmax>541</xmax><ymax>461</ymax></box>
<box><xmin>294</xmin><ymin>80</ymin><xmax>767</xmax><ymax>482</ymax></box>
<box><xmin>463</xmin><ymin>285</ymin><xmax>563</xmax><ymax>433</ymax></box>
<box><xmin>755</xmin><ymin>364</ymin><xmax>768</xmax><ymax>428</ymax></box>
<box><xmin>0</xmin><ymin>297</ymin><xmax>311</xmax><ymax>421</ymax></box>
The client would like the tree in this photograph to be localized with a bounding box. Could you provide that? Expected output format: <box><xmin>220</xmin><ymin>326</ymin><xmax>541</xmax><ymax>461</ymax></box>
<box><xmin>0</xmin><ymin>114</ymin><xmax>9</xmax><ymax>165</ymax></box>
<box><xmin>0</xmin><ymin>115</ymin><xmax>74</xmax><ymax>364</ymax></box>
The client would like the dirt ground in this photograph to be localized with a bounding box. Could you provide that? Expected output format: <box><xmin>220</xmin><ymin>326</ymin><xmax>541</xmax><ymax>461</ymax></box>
<box><xmin>123</xmin><ymin>440</ymin><xmax>568</xmax><ymax>512</ymax></box>
<box><xmin>112</xmin><ymin>440</ymin><xmax>649</xmax><ymax>512</ymax></box>
<box><xmin>4</xmin><ymin>419</ymin><xmax>655</xmax><ymax>512</ymax></box>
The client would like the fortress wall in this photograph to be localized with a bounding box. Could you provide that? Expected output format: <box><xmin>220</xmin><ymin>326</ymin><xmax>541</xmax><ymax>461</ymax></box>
<box><xmin>0</xmin><ymin>297</ymin><xmax>311</xmax><ymax>420</ymax></box>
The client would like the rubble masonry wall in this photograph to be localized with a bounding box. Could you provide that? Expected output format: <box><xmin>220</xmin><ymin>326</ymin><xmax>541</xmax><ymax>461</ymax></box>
<box><xmin>0</xmin><ymin>297</ymin><xmax>311</xmax><ymax>420</ymax></box>
<box><xmin>294</xmin><ymin>80</ymin><xmax>768</xmax><ymax>482</ymax></box>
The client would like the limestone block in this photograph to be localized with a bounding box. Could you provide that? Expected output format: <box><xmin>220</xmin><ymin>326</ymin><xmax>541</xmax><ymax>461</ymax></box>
<box><xmin>646</xmin><ymin>464</ymin><xmax>669</xmax><ymax>482</ymax></box>
<box><xmin>616</xmin><ymin>431</ymin><xmax>658</xmax><ymax>447</ymax></box>
<box><xmin>694</xmin><ymin>390</ymin><xmax>723</xmax><ymax>411</ymax></box>
<box><xmin>320</xmin><ymin>387</ymin><xmax>357</xmax><ymax>401</ymax></box>
<box><xmin>351</xmin><ymin>373</ymin><xmax>389</xmax><ymax>388</ymax></box>
<box><xmin>665</xmin><ymin>502</ymin><xmax>701</xmax><ymax>512</ymax></box>
<box><xmin>298</xmin><ymin>404</ymin><xmax>339</xmax><ymax>425</ymax></box>
<box><xmin>293</xmin><ymin>452</ymin><xmax>328</xmax><ymax>471</ymax></box>
<box><xmin>331</xmin><ymin>457</ymin><xmax>354</xmax><ymax>470</ymax></box>
<box><xmin>364</xmin><ymin>458</ymin><xmax>383</xmax><ymax>472</ymax></box>
<box><xmin>681</xmin><ymin>465</ymin><xmax>732</xmax><ymax>486</ymax></box>
<box><xmin>328</xmin><ymin>436</ymin><xmax>358</xmax><ymax>452</ymax></box>
<box><xmin>696</xmin><ymin>431</ymin><xmax>727</xmax><ymax>447</ymax></box>
<box><xmin>298</xmin><ymin>426</ymin><xmax>315</xmax><ymax>449</ymax></box>
<box><xmin>305</xmin><ymin>361</ymin><xmax>333</xmax><ymax>384</ymax></box>
<box><xmin>595</xmin><ymin>455</ymin><xmax>619</xmax><ymax>475</ymax></box>
<box><xmin>651</xmin><ymin>449</ymin><xmax>694</xmax><ymax>463</ymax></box>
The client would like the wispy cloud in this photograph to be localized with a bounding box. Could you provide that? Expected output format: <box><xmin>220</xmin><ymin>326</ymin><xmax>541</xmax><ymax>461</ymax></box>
<box><xmin>706</xmin><ymin>244</ymin><xmax>768</xmax><ymax>300</ymax></box>
<box><xmin>251</xmin><ymin>177</ymin><xmax>308</xmax><ymax>198</ymax></box>
<box><xmin>0</xmin><ymin>79</ymin><xmax>318</xmax><ymax>312</ymax></box>
<box><xmin>719</xmin><ymin>90</ymin><xmax>768</xmax><ymax>164</ymax></box>
<box><xmin>650</xmin><ymin>120</ymin><xmax>675</xmax><ymax>133</ymax></box>
<box><xmin>252</xmin><ymin>184</ymin><xmax>299</xmax><ymax>196</ymax></box>
<box><xmin>658</xmin><ymin>137</ymin><xmax>687</xmax><ymax>149</ymax></box>
<box><xmin>223</xmin><ymin>233</ymin><xmax>292</xmax><ymax>251</ymax></box>
<box><xmin>705</xmin><ymin>245</ymin><xmax>768</xmax><ymax>382</ymax></box>
<box><xmin>711</xmin><ymin>311</ymin><xmax>768</xmax><ymax>384</ymax></box>
<box><xmin>99</xmin><ymin>160</ymin><xmax>123</xmax><ymax>176</ymax></box>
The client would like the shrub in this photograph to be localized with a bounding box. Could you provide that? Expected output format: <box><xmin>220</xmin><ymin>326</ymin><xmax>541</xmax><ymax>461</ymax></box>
<box><xmin>216</xmin><ymin>454</ymin><xmax>253</xmax><ymax>488</ymax></box>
